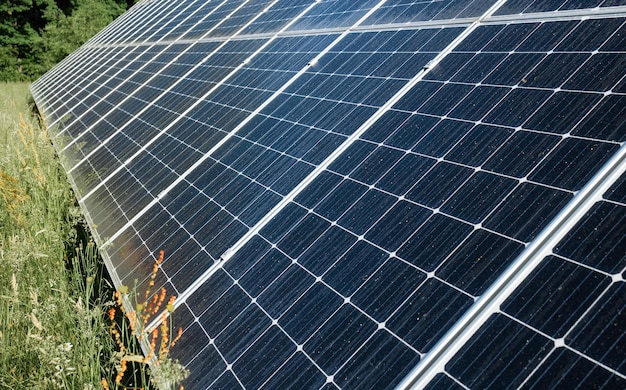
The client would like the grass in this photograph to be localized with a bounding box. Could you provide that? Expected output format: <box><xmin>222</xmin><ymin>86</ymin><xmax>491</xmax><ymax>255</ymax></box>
<box><xmin>0</xmin><ymin>82</ymin><xmax>187</xmax><ymax>389</ymax></box>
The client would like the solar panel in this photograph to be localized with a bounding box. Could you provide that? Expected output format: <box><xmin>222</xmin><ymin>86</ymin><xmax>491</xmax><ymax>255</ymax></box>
<box><xmin>31</xmin><ymin>0</ymin><xmax>626</xmax><ymax>388</ymax></box>
<box><xmin>417</xmin><ymin>154</ymin><xmax>626</xmax><ymax>389</ymax></box>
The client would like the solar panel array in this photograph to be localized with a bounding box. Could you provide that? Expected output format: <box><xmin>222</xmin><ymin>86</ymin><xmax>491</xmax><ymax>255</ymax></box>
<box><xmin>31</xmin><ymin>0</ymin><xmax>626</xmax><ymax>388</ymax></box>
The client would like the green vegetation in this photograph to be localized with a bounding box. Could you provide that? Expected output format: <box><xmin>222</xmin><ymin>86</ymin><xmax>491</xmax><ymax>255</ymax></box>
<box><xmin>0</xmin><ymin>82</ymin><xmax>103</xmax><ymax>388</ymax></box>
<box><xmin>0</xmin><ymin>0</ymin><xmax>132</xmax><ymax>82</ymax></box>
<box><xmin>0</xmin><ymin>84</ymin><xmax>187</xmax><ymax>389</ymax></box>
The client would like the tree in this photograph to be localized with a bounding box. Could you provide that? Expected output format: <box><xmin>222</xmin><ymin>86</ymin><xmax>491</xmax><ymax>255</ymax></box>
<box><xmin>41</xmin><ymin>0</ymin><xmax>126</xmax><ymax>70</ymax></box>
<box><xmin>0</xmin><ymin>0</ymin><xmax>59</xmax><ymax>80</ymax></box>
<box><xmin>0</xmin><ymin>0</ymin><xmax>131</xmax><ymax>82</ymax></box>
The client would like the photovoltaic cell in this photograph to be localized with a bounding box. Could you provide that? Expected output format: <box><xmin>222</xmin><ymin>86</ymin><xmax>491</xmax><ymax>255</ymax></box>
<box><xmin>240</xmin><ymin>0</ymin><xmax>314</xmax><ymax>35</ymax></box>
<box><xmin>111</xmin><ymin>0</ymin><xmax>190</xmax><ymax>43</ymax></box>
<box><xmin>362</xmin><ymin>0</ymin><xmax>497</xmax><ymax>25</ymax></box>
<box><xmin>138</xmin><ymin>0</ymin><xmax>214</xmax><ymax>42</ymax></box>
<box><xmin>286</xmin><ymin>0</ymin><xmax>381</xmax><ymax>31</ymax></box>
<box><xmin>443</xmin><ymin>175</ymin><xmax>626</xmax><ymax>388</ymax></box>
<box><xmin>494</xmin><ymin>0</ymin><xmax>626</xmax><ymax>16</ymax></box>
<box><xmin>160</xmin><ymin>0</ymin><xmax>228</xmax><ymax>40</ymax></box>
<box><xmin>30</xmin><ymin>0</ymin><xmax>626</xmax><ymax>388</ymax></box>
<box><xmin>196</xmin><ymin>0</ymin><xmax>278</xmax><ymax>38</ymax></box>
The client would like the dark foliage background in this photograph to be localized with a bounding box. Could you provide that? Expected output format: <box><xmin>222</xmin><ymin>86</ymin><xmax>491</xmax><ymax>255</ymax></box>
<box><xmin>0</xmin><ymin>0</ymin><xmax>133</xmax><ymax>81</ymax></box>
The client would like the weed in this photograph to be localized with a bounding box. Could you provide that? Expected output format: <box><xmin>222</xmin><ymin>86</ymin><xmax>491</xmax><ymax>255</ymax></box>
<box><xmin>0</xmin><ymin>83</ymin><xmax>188</xmax><ymax>389</ymax></box>
<box><xmin>105</xmin><ymin>250</ymin><xmax>188</xmax><ymax>390</ymax></box>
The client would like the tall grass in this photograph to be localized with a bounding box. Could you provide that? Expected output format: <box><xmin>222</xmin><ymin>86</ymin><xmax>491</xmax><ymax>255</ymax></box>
<box><xmin>0</xmin><ymin>82</ymin><xmax>99</xmax><ymax>389</ymax></box>
<box><xmin>0</xmin><ymin>83</ymin><xmax>186</xmax><ymax>389</ymax></box>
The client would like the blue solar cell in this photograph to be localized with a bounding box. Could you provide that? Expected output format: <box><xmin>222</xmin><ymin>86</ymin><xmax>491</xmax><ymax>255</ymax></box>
<box><xmin>447</xmin><ymin>87</ymin><xmax>510</xmax><ymax>122</ymax></box>
<box><xmin>365</xmin><ymin>201</ymin><xmax>432</xmax><ymax>252</ymax></box>
<box><xmin>417</xmin><ymin>84</ymin><xmax>475</xmax><ymax>116</ymax></box>
<box><xmin>502</xmin><ymin>256</ymin><xmax>612</xmax><ymax>338</ymax></box>
<box><xmin>179</xmin><ymin>344</ymin><xmax>227</xmax><ymax>388</ymax></box>
<box><xmin>324</xmin><ymin>240</ymin><xmax>389</xmax><ymax>296</ymax></box>
<box><xmin>208</xmin><ymin>371</ymin><xmax>243</xmax><ymax>389</ymax></box>
<box><xmin>142</xmin><ymin>0</ymin><xmax>212</xmax><ymax>42</ymax></box>
<box><xmin>350</xmin><ymin>146</ymin><xmax>405</xmax><ymax>185</ymax></box>
<box><xmin>483</xmin><ymin>23</ymin><xmax>539</xmax><ymax>52</ymax></box>
<box><xmin>484</xmin><ymin>52</ymin><xmax>546</xmax><ymax>85</ymax></box>
<box><xmin>529</xmin><ymin>139</ymin><xmax>619</xmax><ymax>191</ymax></box>
<box><xmin>606</xmin><ymin>172</ymin><xmax>626</xmax><ymax>203</ymax></box>
<box><xmin>387</xmin><ymin>278</ymin><xmax>474</xmax><ymax>352</ymax></box>
<box><xmin>257</xmin><ymin>264</ymin><xmax>316</xmax><ymax>318</ymax></box>
<box><xmin>517</xmin><ymin>20</ymin><xmax>579</xmax><ymax>51</ymax></box>
<box><xmin>376</xmin><ymin>154</ymin><xmax>437</xmax><ymax>195</ymax></box>
<box><xmin>554</xmin><ymin>201</ymin><xmax>626</xmax><ymax>274</ymax></box>
<box><xmin>482</xmin><ymin>131</ymin><xmax>560</xmax><ymax>178</ymax></box>
<box><xmin>423</xmin><ymin>374</ymin><xmax>465</xmax><ymax>390</ymax></box>
<box><xmin>406</xmin><ymin>162</ymin><xmax>474</xmax><ymax>208</ymax></box>
<box><xmin>393</xmin><ymin>81</ymin><xmax>442</xmax><ymax>112</ymax></box>
<box><xmin>397</xmin><ymin>214</ymin><xmax>474</xmax><ymax>271</ymax></box>
<box><xmin>380</xmin><ymin>114</ymin><xmax>440</xmax><ymax>150</ymax></box>
<box><xmin>335</xmin><ymin>330</ymin><xmax>420</xmax><ymax>389</ymax></box>
<box><xmin>445</xmin><ymin>124</ymin><xmax>512</xmax><ymax>166</ymax></box>
<box><xmin>280</xmin><ymin>283</ymin><xmax>344</xmax><ymax>344</ymax></box>
<box><xmin>566</xmin><ymin>282</ymin><xmax>626</xmax><ymax>373</ymax></box>
<box><xmin>413</xmin><ymin>119</ymin><xmax>474</xmax><ymax>156</ymax></box>
<box><xmin>524</xmin><ymin>91</ymin><xmax>603</xmax><ymax>134</ymax></box>
<box><xmin>234</xmin><ymin>325</ymin><xmax>297</xmax><ymax>389</ymax></box>
<box><xmin>483</xmin><ymin>183</ymin><xmax>573</xmax><ymax>242</ymax></box>
<box><xmin>215</xmin><ymin>304</ymin><xmax>272</xmax><ymax>362</ymax></box>
<box><xmin>455</xmin><ymin>25</ymin><xmax>505</xmax><ymax>52</ymax></box>
<box><xmin>494</xmin><ymin>0</ymin><xmax>561</xmax><ymax>15</ymax></box>
<box><xmin>364</xmin><ymin>0</ymin><xmax>494</xmax><ymax>25</ymax></box>
<box><xmin>436</xmin><ymin>229</ymin><xmax>525</xmax><ymax>296</ymax></box>
<box><xmin>573</xmin><ymin>95</ymin><xmax>626</xmax><ymax>142</ymax></box>
<box><xmin>239</xmin><ymin>249</ymin><xmax>292</xmax><ymax>296</ymax></box>
<box><xmin>352</xmin><ymin>257</ymin><xmax>426</xmax><ymax>321</ymax></box>
<box><xmin>446</xmin><ymin>314</ymin><xmax>553</xmax><ymax>388</ymax></box>
<box><xmin>304</xmin><ymin>304</ymin><xmax>378</xmax><ymax>374</ymax></box>
<box><xmin>441</xmin><ymin>172</ymin><xmax>517</xmax><ymax>224</ymax></box>
<box><xmin>161</xmin><ymin>0</ymin><xmax>223</xmax><ymax>39</ymax></box>
<box><xmin>523</xmin><ymin>347</ymin><xmax>626</xmax><ymax>389</ymax></box>
<box><xmin>198</xmin><ymin>284</ymin><xmax>250</xmax><ymax>337</ymax></box>
<box><xmin>287</xmin><ymin>0</ymin><xmax>380</xmax><ymax>31</ymax></box>
<box><xmin>261</xmin><ymin>352</ymin><xmax>328</xmax><ymax>389</ymax></box>
<box><xmin>423</xmin><ymin>52</ymin><xmax>474</xmax><ymax>81</ymax></box>
<box><xmin>179</xmin><ymin>0</ymin><xmax>246</xmax><ymax>39</ymax></box>
<box><xmin>315</xmin><ymin>180</ymin><xmax>369</xmax><ymax>221</ymax></box>
<box><xmin>556</xmin><ymin>18</ymin><xmax>625</xmax><ymax>51</ymax></box>
<box><xmin>565</xmin><ymin>53</ymin><xmax>626</xmax><ymax>92</ymax></box>
<box><xmin>484</xmin><ymin>88</ymin><xmax>554</xmax><ymax>127</ymax></box>
<box><xmin>337</xmin><ymin>189</ymin><xmax>398</xmax><ymax>235</ymax></box>
<box><xmin>298</xmin><ymin>226</ymin><xmax>355</xmax><ymax>277</ymax></box>
<box><xmin>279</xmin><ymin>214</ymin><xmax>332</xmax><ymax>258</ymax></box>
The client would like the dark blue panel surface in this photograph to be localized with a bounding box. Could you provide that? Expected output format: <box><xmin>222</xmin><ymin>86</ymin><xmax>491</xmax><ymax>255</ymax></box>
<box><xmin>179</xmin><ymin>0</ymin><xmax>247</xmax><ymax>39</ymax></box>
<box><xmin>502</xmin><ymin>256</ymin><xmax>612</xmax><ymax>338</ymax></box>
<box><xmin>523</xmin><ymin>348</ymin><xmax>626</xmax><ymax>389</ymax></box>
<box><xmin>31</xmin><ymin>1</ymin><xmax>626</xmax><ymax>389</ymax></box>
<box><xmin>446</xmin><ymin>314</ymin><xmax>553</xmax><ymax>388</ymax></box>
<box><xmin>138</xmin><ymin>0</ymin><xmax>213</xmax><ymax>42</ymax></box>
<box><xmin>445</xmin><ymin>176</ymin><xmax>626</xmax><ymax>388</ymax></box>
<box><xmin>287</xmin><ymin>0</ymin><xmax>379</xmax><ymax>31</ymax></box>
<box><xmin>494</xmin><ymin>0</ymin><xmax>621</xmax><ymax>15</ymax></box>
<box><xmin>241</xmin><ymin>0</ymin><xmax>314</xmax><ymax>34</ymax></box>
<box><xmin>423</xmin><ymin>374</ymin><xmax>465</xmax><ymax>390</ymax></box>
<box><xmin>554</xmin><ymin>201</ymin><xmax>626</xmax><ymax>274</ymax></box>
<box><xmin>363</xmin><ymin>0</ymin><xmax>495</xmax><ymax>25</ymax></box>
